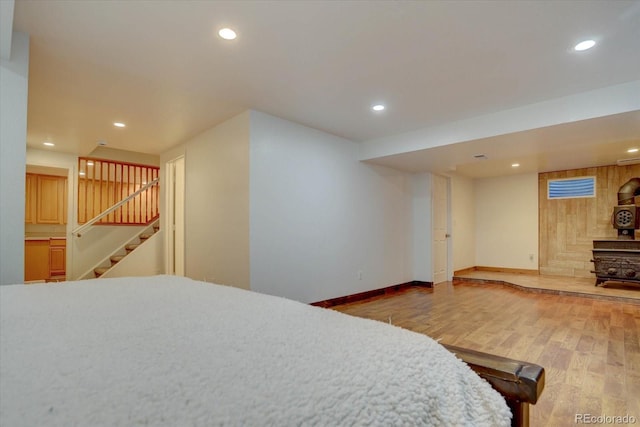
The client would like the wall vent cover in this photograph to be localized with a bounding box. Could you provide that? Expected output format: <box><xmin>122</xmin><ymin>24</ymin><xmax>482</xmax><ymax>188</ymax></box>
<box><xmin>548</xmin><ymin>176</ymin><xmax>596</xmax><ymax>199</ymax></box>
<box><xmin>617</xmin><ymin>157</ymin><xmax>640</xmax><ymax>166</ymax></box>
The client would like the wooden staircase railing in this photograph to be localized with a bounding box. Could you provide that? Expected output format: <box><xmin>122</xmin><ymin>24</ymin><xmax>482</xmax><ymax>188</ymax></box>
<box><xmin>77</xmin><ymin>157</ymin><xmax>159</xmax><ymax>226</ymax></box>
<box><xmin>73</xmin><ymin>178</ymin><xmax>159</xmax><ymax>238</ymax></box>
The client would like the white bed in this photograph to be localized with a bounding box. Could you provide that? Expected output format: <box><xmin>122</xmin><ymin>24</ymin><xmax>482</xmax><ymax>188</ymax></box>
<box><xmin>1</xmin><ymin>275</ymin><xmax>511</xmax><ymax>426</ymax></box>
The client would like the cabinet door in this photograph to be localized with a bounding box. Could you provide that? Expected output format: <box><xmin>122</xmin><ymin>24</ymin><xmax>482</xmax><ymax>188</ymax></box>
<box><xmin>25</xmin><ymin>174</ymin><xmax>37</xmax><ymax>224</ymax></box>
<box><xmin>25</xmin><ymin>240</ymin><xmax>50</xmax><ymax>281</ymax></box>
<box><xmin>36</xmin><ymin>175</ymin><xmax>66</xmax><ymax>224</ymax></box>
<box><xmin>49</xmin><ymin>241</ymin><xmax>66</xmax><ymax>277</ymax></box>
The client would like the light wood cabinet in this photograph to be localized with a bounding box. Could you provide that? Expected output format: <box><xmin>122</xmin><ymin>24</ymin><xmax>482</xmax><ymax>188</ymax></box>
<box><xmin>26</xmin><ymin>173</ymin><xmax>67</xmax><ymax>224</ymax></box>
<box><xmin>36</xmin><ymin>175</ymin><xmax>67</xmax><ymax>224</ymax></box>
<box><xmin>49</xmin><ymin>239</ymin><xmax>66</xmax><ymax>278</ymax></box>
<box><xmin>25</xmin><ymin>240</ymin><xmax>50</xmax><ymax>281</ymax></box>
<box><xmin>24</xmin><ymin>238</ymin><xmax>67</xmax><ymax>282</ymax></box>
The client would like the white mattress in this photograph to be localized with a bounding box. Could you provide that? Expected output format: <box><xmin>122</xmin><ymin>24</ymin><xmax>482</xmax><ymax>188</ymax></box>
<box><xmin>0</xmin><ymin>275</ymin><xmax>510</xmax><ymax>426</ymax></box>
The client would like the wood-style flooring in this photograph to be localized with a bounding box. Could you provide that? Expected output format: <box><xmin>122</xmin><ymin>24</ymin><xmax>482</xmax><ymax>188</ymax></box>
<box><xmin>331</xmin><ymin>280</ymin><xmax>640</xmax><ymax>427</ymax></box>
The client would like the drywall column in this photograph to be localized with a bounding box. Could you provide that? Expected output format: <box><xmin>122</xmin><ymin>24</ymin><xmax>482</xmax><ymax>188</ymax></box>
<box><xmin>475</xmin><ymin>173</ymin><xmax>538</xmax><ymax>269</ymax></box>
<box><xmin>450</xmin><ymin>174</ymin><xmax>476</xmax><ymax>271</ymax></box>
<box><xmin>183</xmin><ymin>111</ymin><xmax>250</xmax><ymax>289</ymax></box>
<box><xmin>0</xmin><ymin>32</ymin><xmax>29</xmax><ymax>285</ymax></box>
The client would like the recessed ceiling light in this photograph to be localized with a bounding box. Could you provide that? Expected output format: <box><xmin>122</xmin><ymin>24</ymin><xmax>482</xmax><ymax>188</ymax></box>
<box><xmin>628</xmin><ymin>148</ymin><xmax>639</xmax><ymax>153</ymax></box>
<box><xmin>43</xmin><ymin>141</ymin><xmax>55</xmax><ymax>147</ymax></box>
<box><xmin>218</xmin><ymin>28</ymin><xmax>237</xmax><ymax>40</ymax></box>
<box><xmin>79</xmin><ymin>171</ymin><xmax>86</xmax><ymax>176</ymax></box>
<box><xmin>512</xmin><ymin>163</ymin><xmax>520</xmax><ymax>168</ymax></box>
<box><xmin>574</xmin><ymin>40</ymin><xmax>596</xmax><ymax>51</ymax></box>
<box><xmin>372</xmin><ymin>104</ymin><xmax>385</xmax><ymax>112</ymax></box>
<box><xmin>87</xmin><ymin>161</ymin><xmax>94</xmax><ymax>166</ymax></box>
<box><xmin>113</xmin><ymin>122</ymin><xmax>126</xmax><ymax>128</ymax></box>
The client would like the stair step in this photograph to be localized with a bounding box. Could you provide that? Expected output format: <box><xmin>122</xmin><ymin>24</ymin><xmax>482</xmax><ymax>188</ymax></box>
<box><xmin>91</xmin><ymin>221</ymin><xmax>160</xmax><ymax>280</ymax></box>
<box><xmin>94</xmin><ymin>267</ymin><xmax>109</xmax><ymax>277</ymax></box>
<box><xmin>110</xmin><ymin>255</ymin><xmax>125</xmax><ymax>265</ymax></box>
<box><xmin>125</xmin><ymin>243</ymin><xmax>140</xmax><ymax>252</ymax></box>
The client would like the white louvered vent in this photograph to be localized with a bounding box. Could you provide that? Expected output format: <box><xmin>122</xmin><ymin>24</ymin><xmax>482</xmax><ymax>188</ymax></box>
<box><xmin>617</xmin><ymin>158</ymin><xmax>640</xmax><ymax>166</ymax></box>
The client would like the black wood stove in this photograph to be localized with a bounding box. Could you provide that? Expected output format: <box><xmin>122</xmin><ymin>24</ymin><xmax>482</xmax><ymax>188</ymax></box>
<box><xmin>592</xmin><ymin>177</ymin><xmax>640</xmax><ymax>287</ymax></box>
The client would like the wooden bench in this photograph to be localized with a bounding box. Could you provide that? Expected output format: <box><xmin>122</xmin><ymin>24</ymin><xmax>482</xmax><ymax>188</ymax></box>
<box><xmin>443</xmin><ymin>344</ymin><xmax>545</xmax><ymax>427</ymax></box>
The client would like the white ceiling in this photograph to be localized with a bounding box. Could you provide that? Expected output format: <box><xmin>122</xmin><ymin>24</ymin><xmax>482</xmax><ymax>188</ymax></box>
<box><xmin>367</xmin><ymin>110</ymin><xmax>640</xmax><ymax>176</ymax></box>
<box><xmin>12</xmin><ymin>0</ymin><xmax>640</xmax><ymax>178</ymax></box>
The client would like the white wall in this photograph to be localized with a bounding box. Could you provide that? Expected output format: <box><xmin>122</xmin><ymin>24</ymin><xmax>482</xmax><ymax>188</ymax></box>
<box><xmin>475</xmin><ymin>173</ymin><xmax>538</xmax><ymax>270</ymax></box>
<box><xmin>411</xmin><ymin>174</ymin><xmax>432</xmax><ymax>281</ymax></box>
<box><xmin>101</xmin><ymin>231</ymin><xmax>163</xmax><ymax>278</ymax></box>
<box><xmin>183</xmin><ymin>111</ymin><xmax>250</xmax><ymax>289</ymax></box>
<box><xmin>249</xmin><ymin>111</ymin><xmax>412</xmax><ymax>303</ymax></box>
<box><xmin>88</xmin><ymin>146</ymin><xmax>160</xmax><ymax>167</ymax></box>
<box><xmin>0</xmin><ymin>31</ymin><xmax>28</xmax><ymax>285</ymax></box>
<box><xmin>72</xmin><ymin>225</ymin><xmax>147</xmax><ymax>279</ymax></box>
<box><xmin>0</xmin><ymin>1</ymin><xmax>15</xmax><ymax>61</ymax></box>
<box><xmin>450</xmin><ymin>174</ymin><xmax>476</xmax><ymax>271</ymax></box>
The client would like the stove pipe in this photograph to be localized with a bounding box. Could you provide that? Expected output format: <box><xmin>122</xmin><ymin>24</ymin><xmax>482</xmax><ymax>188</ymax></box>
<box><xmin>618</xmin><ymin>177</ymin><xmax>640</xmax><ymax>205</ymax></box>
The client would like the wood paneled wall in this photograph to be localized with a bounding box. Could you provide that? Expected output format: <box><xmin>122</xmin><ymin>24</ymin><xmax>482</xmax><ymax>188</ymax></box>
<box><xmin>539</xmin><ymin>165</ymin><xmax>640</xmax><ymax>278</ymax></box>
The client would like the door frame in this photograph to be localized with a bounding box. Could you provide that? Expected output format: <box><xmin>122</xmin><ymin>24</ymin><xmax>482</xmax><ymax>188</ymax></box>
<box><xmin>165</xmin><ymin>156</ymin><xmax>185</xmax><ymax>276</ymax></box>
<box><xmin>24</xmin><ymin>163</ymin><xmax>73</xmax><ymax>281</ymax></box>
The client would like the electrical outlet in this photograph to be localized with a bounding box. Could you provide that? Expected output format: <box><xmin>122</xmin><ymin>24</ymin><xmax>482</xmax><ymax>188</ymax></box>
<box><xmin>357</xmin><ymin>270</ymin><xmax>363</xmax><ymax>280</ymax></box>
<box><xmin>529</xmin><ymin>254</ymin><xmax>534</xmax><ymax>262</ymax></box>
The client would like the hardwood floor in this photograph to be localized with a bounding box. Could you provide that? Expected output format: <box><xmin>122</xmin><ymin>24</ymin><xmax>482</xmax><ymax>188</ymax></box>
<box><xmin>331</xmin><ymin>281</ymin><xmax>640</xmax><ymax>427</ymax></box>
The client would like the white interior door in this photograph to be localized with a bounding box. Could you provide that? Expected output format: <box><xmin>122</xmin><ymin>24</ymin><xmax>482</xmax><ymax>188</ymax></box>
<box><xmin>166</xmin><ymin>156</ymin><xmax>185</xmax><ymax>276</ymax></box>
<box><xmin>432</xmin><ymin>174</ymin><xmax>449</xmax><ymax>284</ymax></box>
